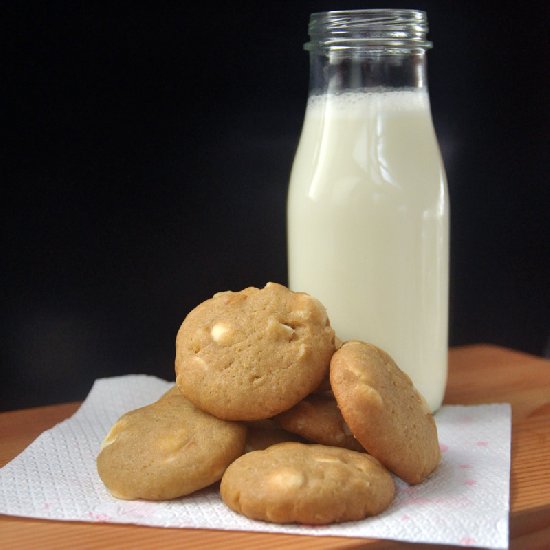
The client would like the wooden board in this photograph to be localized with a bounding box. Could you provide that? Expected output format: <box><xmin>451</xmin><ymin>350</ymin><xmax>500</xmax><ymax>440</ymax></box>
<box><xmin>1</xmin><ymin>344</ymin><xmax>549</xmax><ymax>548</ymax></box>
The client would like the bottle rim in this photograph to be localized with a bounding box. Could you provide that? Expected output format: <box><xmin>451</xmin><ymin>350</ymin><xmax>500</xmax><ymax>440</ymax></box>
<box><xmin>306</xmin><ymin>9</ymin><xmax>432</xmax><ymax>52</ymax></box>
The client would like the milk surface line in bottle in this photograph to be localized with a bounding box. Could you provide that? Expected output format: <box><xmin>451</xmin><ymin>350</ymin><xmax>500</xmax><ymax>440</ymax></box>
<box><xmin>287</xmin><ymin>9</ymin><xmax>450</xmax><ymax>411</ymax></box>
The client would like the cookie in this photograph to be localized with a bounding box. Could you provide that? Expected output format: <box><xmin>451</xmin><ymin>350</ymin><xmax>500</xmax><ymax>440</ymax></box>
<box><xmin>175</xmin><ymin>282</ymin><xmax>335</xmax><ymax>421</ymax></box>
<box><xmin>330</xmin><ymin>341</ymin><xmax>440</xmax><ymax>484</ymax></box>
<box><xmin>312</xmin><ymin>373</ymin><xmax>332</xmax><ymax>393</ymax></box>
<box><xmin>274</xmin><ymin>394</ymin><xmax>364</xmax><ymax>452</ymax></box>
<box><xmin>96</xmin><ymin>385</ymin><xmax>247</xmax><ymax>500</ymax></box>
<box><xmin>245</xmin><ymin>419</ymin><xmax>305</xmax><ymax>452</ymax></box>
<box><xmin>312</xmin><ymin>336</ymin><xmax>342</xmax><ymax>393</ymax></box>
<box><xmin>220</xmin><ymin>442</ymin><xmax>395</xmax><ymax>524</ymax></box>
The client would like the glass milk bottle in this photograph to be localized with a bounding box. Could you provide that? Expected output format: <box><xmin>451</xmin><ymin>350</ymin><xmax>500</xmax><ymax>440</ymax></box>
<box><xmin>287</xmin><ymin>9</ymin><xmax>449</xmax><ymax>411</ymax></box>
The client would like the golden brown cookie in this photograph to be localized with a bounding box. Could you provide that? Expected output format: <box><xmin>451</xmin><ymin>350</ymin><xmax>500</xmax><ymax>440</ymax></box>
<box><xmin>175</xmin><ymin>282</ymin><xmax>335</xmax><ymax>421</ymax></box>
<box><xmin>245</xmin><ymin>419</ymin><xmax>305</xmax><ymax>452</ymax></box>
<box><xmin>220</xmin><ymin>442</ymin><xmax>395</xmax><ymax>524</ymax></box>
<box><xmin>96</xmin><ymin>386</ymin><xmax>247</xmax><ymax>500</ymax></box>
<box><xmin>274</xmin><ymin>394</ymin><xmax>364</xmax><ymax>452</ymax></box>
<box><xmin>312</xmin><ymin>337</ymin><xmax>344</xmax><ymax>393</ymax></box>
<box><xmin>330</xmin><ymin>341</ymin><xmax>440</xmax><ymax>484</ymax></box>
<box><xmin>312</xmin><ymin>373</ymin><xmax>332</xmax><ymax>393</ymax></box>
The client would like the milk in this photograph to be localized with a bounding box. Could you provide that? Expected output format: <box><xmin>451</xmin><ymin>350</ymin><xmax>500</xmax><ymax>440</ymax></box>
<box><xmin>287</xmin><ymin>90</ymin><xmax>449</xmax><ymax>411</ymax></box>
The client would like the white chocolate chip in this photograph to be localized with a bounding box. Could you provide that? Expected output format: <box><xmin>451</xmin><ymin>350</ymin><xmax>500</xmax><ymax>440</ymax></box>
<box><xmin>100</xmin><ymin>419</ymin><xmax>128</xmax><ymax>450</ymax></box>
<box><xmin>211</xmin><ymin>322</ymin><xmax>233</xmax><ymax>345</ymax></box>
<box><xmin>266</xmin><ymin>317</ymin><xmax>295</xmax><ymax>341</ymax></box>
<box><xmin>291</xmin><ymin>309</ymin><xmax>309</xmax><ymax>321</ymax></box>
<box><xmin>295</xmin><ymin>295</ymin><xmax>329</xmax><ymax>325</ymax></box>
<box><xmin>268</xmin><ymin>467</ymin><xmax>305</xmax><ymax>490</ymax></box>
<box><xmin>192</xmin><ymin>356</ymin><xmax>209</xmax><ymax>369</ymax></box>
<box><xmin>346</xmin><ymin>362</ymin><xmax>366</xmax><ymax>380</ymax></box>
<box><xmin>100</xmin><ymin>428</ymin><xmax>118</xmax><ymax>450</ymax></box>
<box><xmin>356</xmin><ymin>384</ymin><xmax>383</xmax><ymax>407</ymax></box>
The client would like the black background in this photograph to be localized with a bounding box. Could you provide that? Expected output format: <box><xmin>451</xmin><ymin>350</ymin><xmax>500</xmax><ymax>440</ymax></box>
<box><xmin>3</xmin><ymin>1</ymin><xmax>549</xmax><ymax>411</ymax></box>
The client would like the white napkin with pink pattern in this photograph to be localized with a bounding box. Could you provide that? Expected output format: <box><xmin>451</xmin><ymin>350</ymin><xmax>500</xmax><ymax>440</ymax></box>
<box><xmin>0</xmin><ymin>375</ymin><xmax>511</xmax><ymax>548</ymax></box>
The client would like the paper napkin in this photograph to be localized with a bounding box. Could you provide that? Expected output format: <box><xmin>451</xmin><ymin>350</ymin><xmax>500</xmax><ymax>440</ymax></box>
<box><xmin>0</xmin><ymin>375</ymin><xmax>511</xmax><ymax>548</ymax></box>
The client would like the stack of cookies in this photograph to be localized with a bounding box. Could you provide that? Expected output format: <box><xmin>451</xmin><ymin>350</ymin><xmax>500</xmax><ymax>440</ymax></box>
<box><xmin>97</xmin><ymin>282</ymin><xmax>441</xmax><ymax>525</ymax></box>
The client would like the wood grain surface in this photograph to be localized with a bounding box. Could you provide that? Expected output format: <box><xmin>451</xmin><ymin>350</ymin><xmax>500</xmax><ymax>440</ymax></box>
<box><xmin>1</xmin><ymin>344</ymin><xmax>549</xmax><ymax>549</ymax></box>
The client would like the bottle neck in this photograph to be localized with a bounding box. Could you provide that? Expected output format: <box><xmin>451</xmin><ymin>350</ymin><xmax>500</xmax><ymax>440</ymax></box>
<box><xmin>309</xmin><ymin>50</ymin><xmax>428</xmax><ymax>96</ymax></box>
<box><xmin>306</xmin><ymin>9</ymin><xmax>431</xmax><ymax>96</ymax></box>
